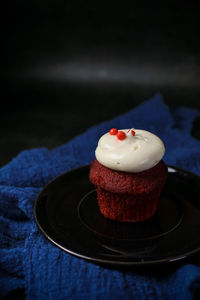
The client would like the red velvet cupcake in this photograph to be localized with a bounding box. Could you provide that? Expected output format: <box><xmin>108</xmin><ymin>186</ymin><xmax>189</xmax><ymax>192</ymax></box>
<box><xmin>89</xmin><ymin>128</ymin><xmax>167</xmax><ymax>222</ymax></box>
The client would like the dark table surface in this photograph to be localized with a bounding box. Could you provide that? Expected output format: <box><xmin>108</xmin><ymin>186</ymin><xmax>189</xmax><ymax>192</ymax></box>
<box><xmin>1</xmin><ymin>1</ymin><xmax>200</xmax><ymax>299</ymax></box>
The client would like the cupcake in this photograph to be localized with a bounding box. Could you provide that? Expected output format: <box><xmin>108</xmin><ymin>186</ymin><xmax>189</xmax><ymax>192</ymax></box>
<box><xmin>89</xmin><ymin>128</ymin><xmax>167</xmax><ymax>223</ymax></box>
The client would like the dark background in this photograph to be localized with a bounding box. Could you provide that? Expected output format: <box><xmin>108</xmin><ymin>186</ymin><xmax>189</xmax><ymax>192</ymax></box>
<box><xmin>1</xmin><ymin>1</ymin><xmax>200</xmax><ymax>299</ymax></box>
<box><xmin>1</xmin><ymin>1</ymin><xmax>200</xmax><ymax>168</ymax></box>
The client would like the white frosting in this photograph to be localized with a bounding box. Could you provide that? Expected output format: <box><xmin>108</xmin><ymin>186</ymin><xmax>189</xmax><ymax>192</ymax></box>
<box><xmin>95</xmin><ymin>129</ymin><xmax>165</xmax><ymax>172</ymax></box>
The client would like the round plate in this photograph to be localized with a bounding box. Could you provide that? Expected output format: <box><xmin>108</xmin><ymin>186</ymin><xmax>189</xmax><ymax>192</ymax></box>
<box><xmin>34</xmin><ymin>165</ymin><xmax>200</xmax><ymax>266</ymax></box>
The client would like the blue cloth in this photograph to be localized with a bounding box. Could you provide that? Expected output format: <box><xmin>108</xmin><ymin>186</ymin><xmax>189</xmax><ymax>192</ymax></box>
<box><xmin>0</xmin><ymin>94</ymin><xmax>200</xmax><ymax>299</ymax></box>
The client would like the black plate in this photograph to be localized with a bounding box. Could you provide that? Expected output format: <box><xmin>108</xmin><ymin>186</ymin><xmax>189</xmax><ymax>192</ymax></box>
<box><xmin>34</xmin><ymin>165</ymin><xmax>200</xmax><ymax>266</ymax></box>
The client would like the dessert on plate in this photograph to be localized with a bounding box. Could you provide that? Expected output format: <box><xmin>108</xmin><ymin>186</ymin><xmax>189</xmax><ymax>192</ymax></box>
<box><xmin>89</xmin><ymin>128</ymin><xmax>167</xmax><ymax>223</ymax></box>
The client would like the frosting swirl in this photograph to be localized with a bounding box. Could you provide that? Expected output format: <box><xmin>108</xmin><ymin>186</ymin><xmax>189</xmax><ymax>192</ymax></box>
<box><xmin>95</xmin><ymin>129</ymin><xmax>165</xmax><ymax>172</ymax></box>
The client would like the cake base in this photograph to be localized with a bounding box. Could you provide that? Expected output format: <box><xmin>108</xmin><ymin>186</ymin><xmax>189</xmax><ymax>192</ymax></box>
<box><xmin>96</xmin><ymin>187</ymin><xmax>161</xmax><ymax>222</ymax></box>
<box><xmin>90</xmin><ymin>159</ymin><xmax>167</xmax><ymax>223</ymax></box>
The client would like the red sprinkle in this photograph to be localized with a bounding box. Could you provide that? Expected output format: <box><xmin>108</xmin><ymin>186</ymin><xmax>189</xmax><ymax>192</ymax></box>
<box><xmin>109</xmin><ymin>128</ymin><xmax>118</xmax><ymax>135</ymax></box>
<box><xmin>131</xmin><ymin>130</ymin><xmax>136</xmax><ymax>136</ymax></box>
<box><xmin>117</xmin><ymin>131</ymin><xmax>127</xmax><ymax>140</ymax></box>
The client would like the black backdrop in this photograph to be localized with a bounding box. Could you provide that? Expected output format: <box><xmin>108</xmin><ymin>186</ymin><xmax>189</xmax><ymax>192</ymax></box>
<box><xmin>1</xmin><ymin>1</ymin><xmax>200</xmax><ymax>167</ymax></box>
